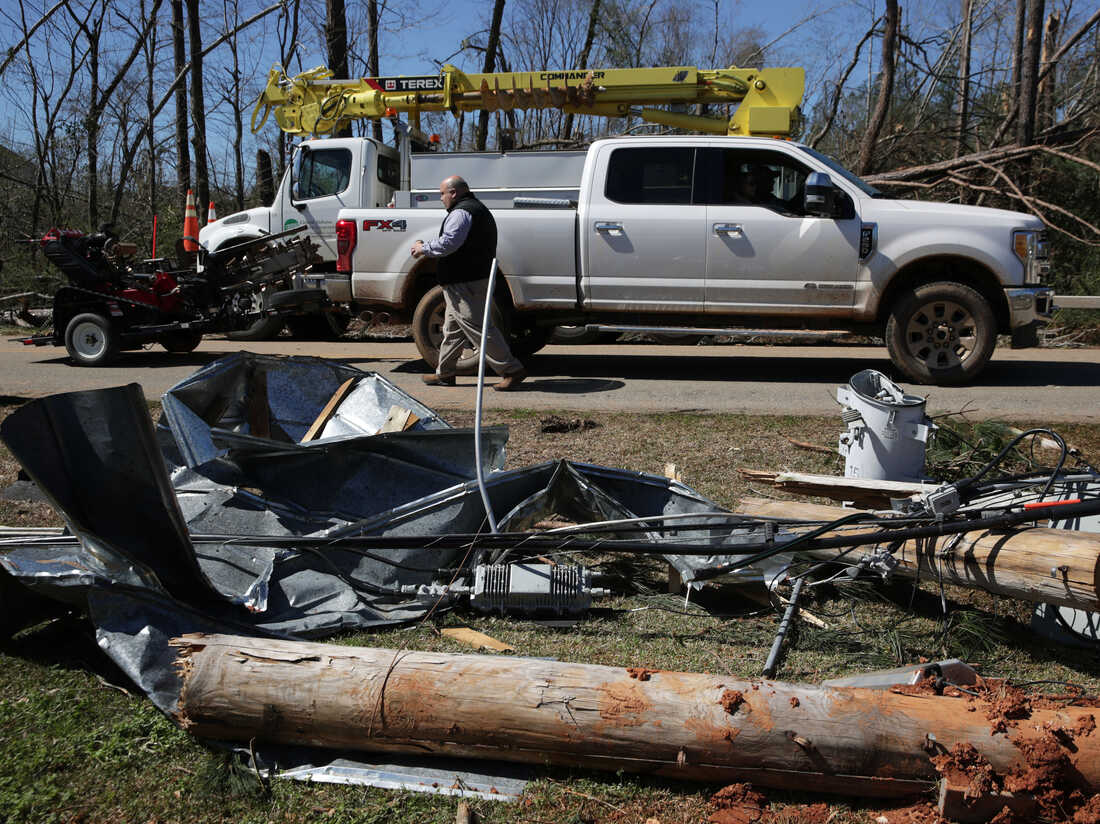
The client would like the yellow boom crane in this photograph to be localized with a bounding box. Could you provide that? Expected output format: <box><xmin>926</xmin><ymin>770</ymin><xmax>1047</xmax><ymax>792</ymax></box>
<box><xmin>252</xmin><ymin>63</ymin><xmax>805</xmax><ymax>139</ymax></box>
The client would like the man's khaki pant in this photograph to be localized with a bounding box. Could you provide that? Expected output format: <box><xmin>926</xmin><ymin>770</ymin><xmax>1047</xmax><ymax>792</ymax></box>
<box><xmin>436</xmin><ymin>279</ymin><xmax>524</xmax><ymax>378</ymax></box>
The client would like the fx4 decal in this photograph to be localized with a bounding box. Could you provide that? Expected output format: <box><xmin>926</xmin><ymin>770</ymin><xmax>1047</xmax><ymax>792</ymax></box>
<box><xmin>362</xmin><ymin>219</ymin><xmax>407</xmax><ymax>232</ymax></box>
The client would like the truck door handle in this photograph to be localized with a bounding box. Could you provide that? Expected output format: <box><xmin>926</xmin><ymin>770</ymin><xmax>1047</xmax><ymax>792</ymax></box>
<box><xmin>594</xmin><ymin>221</ymin><xmax>624</xmax><ymax>235</ymax></box>
<box><xmin>714</xmin><ymin>223</ymin><xmax>743</xmax><ymax>236</ymax></box>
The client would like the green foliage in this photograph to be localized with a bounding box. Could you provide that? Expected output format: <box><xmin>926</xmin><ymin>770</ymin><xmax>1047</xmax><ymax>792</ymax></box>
<box><xmin>925</xmin><ymin>416</ymin><xmax>1035</xmax><ymax>483</ymax></box>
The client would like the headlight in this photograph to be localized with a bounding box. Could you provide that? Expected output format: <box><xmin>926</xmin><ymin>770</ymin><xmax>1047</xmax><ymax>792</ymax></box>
<box><xmin>1012</xmin><ymin>229</ymin><xmax>1050</xmax><ymax>284</ymax></box>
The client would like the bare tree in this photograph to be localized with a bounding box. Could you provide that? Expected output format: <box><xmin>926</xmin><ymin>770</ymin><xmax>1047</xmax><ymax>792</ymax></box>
<box><xmin>562</xmin><ymin>0</ymin><xmax>602</xmax><ymax>142</ymax></box>
<box><xmin>171</xmin><ymin>0</ymin><xmax>190</xmax><ymax>213</ymax></box>
<box><xmin>476</xmin><ymin>0</ymin><xmax>507</xmax><ymax>150</ymax></box>
<box><xmin>367</xmin><ymin>0</ymin><xmax>383</xmax><ymax>142</ymax></box>
<box><xmin>185</xmin><ymin>0</ymin><xmax>210</xmax><ymax>213</ymax></box>
<box><xmin>1016</xmin><ymin>0</ymin><xmax>1045</xmax><ymax>146</ymax></box>
<box><xmin>857</xmin><ymin>0</ymin><xmax>899</xmax><ymax>175</ymax></box>
<box><xmin>954</xmin><ymin>0</ymin><xmax>973</xmax><ymax>158</ymax></box>
<box><xmin>325</xmin><ymin>0</ymin><xmax>351</xmax><ymax>137</ymax></box>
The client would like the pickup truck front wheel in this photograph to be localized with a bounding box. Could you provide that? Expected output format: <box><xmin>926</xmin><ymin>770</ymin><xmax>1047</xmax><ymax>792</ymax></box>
<box><xmin>885</xmin><ymin>281</ymin><xmax>996</xmax><ymax>386</ymax></box>
<box><xmin>413</xmin><ymin>285</ymin><xmax>545</xmax><ymax>372</ymax></box>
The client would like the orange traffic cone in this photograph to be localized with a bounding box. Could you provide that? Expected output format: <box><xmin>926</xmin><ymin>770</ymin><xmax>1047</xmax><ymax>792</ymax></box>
<box><xmin>182</xmin><ymin>189</ymin><xmax>199</xmax><ymax>252</ymax></box>
<box><xmin>206</xmin><ymin>201</ymin><xmax>217</xmax><ymax>224</ymax></box>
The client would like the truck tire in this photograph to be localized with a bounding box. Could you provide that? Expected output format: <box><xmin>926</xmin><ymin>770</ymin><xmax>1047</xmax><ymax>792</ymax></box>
<box><xmin>413</xmin><ymin>284</ymin><xmax>533</xmax><ymax>373</ymax></box>
<box><xmin>226</xmin><ymin>313</ymin><xmax>284</xmax><ymax>341</ymax></box>
<box><xmin>160</xmin><ymin>329</ymin><xmax>203</xmax><ymax>353</ymax></box>
<box><xmin>64</xmin><ymin>312</ymin><xmax>119</xmax><ymax>366</ymax></box>
<box><xmin>885</xmin><ymin>281</ymin><xmax>996</xmax><ymax>386</ymax></box>
<box><xmin>650</xmin><ymin>332</ymin><xmax>705</xmax><ymax>345</ymax></box>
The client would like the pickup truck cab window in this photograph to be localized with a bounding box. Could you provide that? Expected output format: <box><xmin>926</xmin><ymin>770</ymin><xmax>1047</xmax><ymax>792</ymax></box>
<box><xmin>294</xmin><ymin>148</ymin><xmax>353</xmax><ymax>200</ymax></box>
<box><xmin>700</xmin><ymin>148</ymin><xmax>812</xmax><ymax>216</ymax></box>
<box><xmin>604</xmin><ymin>147</ymin><xmax>697</xmax><ymax>204</ymax></box>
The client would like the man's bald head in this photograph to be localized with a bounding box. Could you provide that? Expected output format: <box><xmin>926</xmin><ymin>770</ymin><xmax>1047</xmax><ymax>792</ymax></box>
<box><xmin>439</xmin><ymin>175</ymin><xmax>469</xmax><ymax>209</ymax></box>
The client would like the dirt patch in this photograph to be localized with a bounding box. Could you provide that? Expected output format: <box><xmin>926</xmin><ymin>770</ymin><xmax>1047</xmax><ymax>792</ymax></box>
<box><xmin>1073</xmin><ymin>795</ymin><xmax>1100</xmax><ymax>824</ymax></box>
<box><xmin>1004</xmin><ymin>729</ymin><xmax>1069</xmax><ymax>794</ymax></box>
<box><xmin>979</xmin><ymin>681</ymin><xmax>1032</xmax><ymax>734</ymax></box>
<box><xmin>1072</xmin><ymin>714</ymin><xmax>1096</xmax><ymax>737</ymax></box>
<box><xmin>721</xmin><ymin>689</ymin><xmax>746</xmax><ymax>715</ymax></box>
<box><xmin>789</xmin><ymin>696</ymin><xmax>800</xmax><ymax>708</ymax></box>
<box><xmin>866</xmin><ymin>802</ymin><xmax>943</xmax><ymax>824</ymax></box>
<box><xmin>540</xmin><ymin>415</ymin><xmax>600</xmax><ymax>433</ymax></box>
<box><xmin>627</xmin><ymin>667</ymin><xmax>658</xmax><ymax>681</ymax></box>
<box><xmin>931</xmin><ymin>742</ymin><xmax>1001</xmax><ymax>798</ymax></box>
<box><xmin>710</xmin><ymin>783</ymin><xmax>768</xmax><ymax>824</ymax></box>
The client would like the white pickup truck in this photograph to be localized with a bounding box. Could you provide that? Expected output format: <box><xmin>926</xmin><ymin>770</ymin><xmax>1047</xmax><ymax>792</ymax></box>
<box><xmin>207</xmin><ymin>135</ymin><xmax>1053</xmax><ymax>384</ymax></box>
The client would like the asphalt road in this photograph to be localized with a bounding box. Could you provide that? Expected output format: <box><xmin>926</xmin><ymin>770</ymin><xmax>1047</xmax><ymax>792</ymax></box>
<box><xmin>3</xmin><ymin>336</ymin><xmax>1098</xmax><ymax>422</ymax></box>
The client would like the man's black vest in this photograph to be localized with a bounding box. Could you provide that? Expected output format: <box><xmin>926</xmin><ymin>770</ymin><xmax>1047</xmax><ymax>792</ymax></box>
<box><xmin>436</xmin><ymin>192</ymin><xmax>497</xmax><ymax>285</ymax></box>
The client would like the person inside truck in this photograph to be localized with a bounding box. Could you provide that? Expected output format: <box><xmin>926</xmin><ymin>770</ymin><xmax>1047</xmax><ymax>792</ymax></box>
<box><xmin>410</xmin><ymin>175</ymin><xmax>527</xmax><ymax>391</ymax></box>
<box><xmin>749</xmin><ymin>165</ymin><xmax>785</xmax><ymax>209</ymax></box>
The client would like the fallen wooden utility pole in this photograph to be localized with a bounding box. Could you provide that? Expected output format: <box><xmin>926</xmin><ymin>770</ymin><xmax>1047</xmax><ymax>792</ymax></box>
<box><xmin>736</xmin><ymin>498</ymin><xmax>1100</xmax><ymax>611</ymax></box>
<box><xmin>173</xmin><ymin>634</ymin><xmax>1100</xmax><ymax>800</ymax></box>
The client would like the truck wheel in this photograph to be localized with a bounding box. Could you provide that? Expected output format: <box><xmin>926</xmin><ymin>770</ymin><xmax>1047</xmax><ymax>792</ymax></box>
<box><xmin>64</xmin><ymin>312</ymin><xmax>119</xmax><ymax>366</ymax></box>
<box><xmin>160</xmin><ymin>330</ymin><xmax>203</xmax><ymax>353</ymax></box>
<box><xmin>412</xmin><ymin>284</ymin><xmax>514</xmax><ymax>373</ymax></box>
<box><xmin>885</xmin><ymin>281</ymin><xmax>996</xmax><ymax>386</ymax></box>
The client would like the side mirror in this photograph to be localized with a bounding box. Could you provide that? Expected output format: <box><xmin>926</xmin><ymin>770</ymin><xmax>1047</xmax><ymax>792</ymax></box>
<box><xmin>804</xmin><ymin>172</ymin><xmax>836</xmax><ymax>217</ymax></box>
<box><xmin>290</xmin><ymin>145</ymin><xmax>309</xmax><ymax>208</ymax></box>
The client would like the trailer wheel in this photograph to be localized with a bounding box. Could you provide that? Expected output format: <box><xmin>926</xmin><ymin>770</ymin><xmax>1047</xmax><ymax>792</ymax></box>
<box><xmin>160</xmin><ymin>330</ymin><xmax>203</xmax><ymax>353</ymax></box>
<box><xmin>884</xmin><ymin>281</ymin><xmax>996</xmax><ymax>386</ymax></box>
<box><xmin>412</xmin><ymin>284</ymin><xmax>520</xmax><ymax>373</ymax></box>
<box><xmin>64</xmin><ymin>312</ymin><xmax>119</xmax><ymax>366</ymax></box>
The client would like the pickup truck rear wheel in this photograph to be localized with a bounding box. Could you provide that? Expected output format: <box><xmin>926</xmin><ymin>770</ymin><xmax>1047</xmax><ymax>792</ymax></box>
<box><xmin>413</xmin><ymin>284</ymin><xmax>534</xmax><ymax>373</ymax></box>
<box><xmin>885</xmin><ymin>281</ymin><xmax>996</xmax><ymax>386</ymax></box>
<box><xmin>227</xmin><ymin>312</ymin><xmax>284</xmax><ymax>341</ymax></box>
<box><xmin>160</xmin><ymin>330</ymin><xmax>203</xmax><ymax>353</ymax></box>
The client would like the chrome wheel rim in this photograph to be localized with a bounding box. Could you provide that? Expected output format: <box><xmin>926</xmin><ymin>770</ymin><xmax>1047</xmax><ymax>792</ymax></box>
<box><xmin>904</xmin><ymin>300</ymin><xmax>976</xmax><ymax>370</ymax></box>
<box><xmin>71</xmin><ymin>321</ymin><xmax>107</xmax><ymax>360</ymax></box>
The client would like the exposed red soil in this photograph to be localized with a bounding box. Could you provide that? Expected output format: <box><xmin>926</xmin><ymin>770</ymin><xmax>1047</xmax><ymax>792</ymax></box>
<box><xmin>627</xmin><ymin>667</ymin><xmax>657</xmax><ymax>681</ymax></box>
<box><xmin>930</xmin><ymin>742</ymin><xmax>1001</xmax><ymax>798</ymax></box>
<box><xmin>789</xmin><ymin>696</ymin><xmax>800</xmax><ymax>708</ymax></box>
<box><xmin>865</xmin><ymin>802</ymin><xmax>943</xmax><ymax>824</ymax></box>
<box><xmin>1072</xmin><ymin>795</ymin><xmax>1100</xmax><ymax>824</ymax></box>
<box><xmin>1072</xmin><ymin>714</ymin><xmax>1096</xmax><ymax>737</ymax></box>
<box><xmin>710</xmin><ymin>783</ymin><xmax>768</xmax><ymax>824</ymax></box>
<box><xmin>721</xmin><ymin>689</ymin><xmax>746</xmax><ymax>714</ymax></box>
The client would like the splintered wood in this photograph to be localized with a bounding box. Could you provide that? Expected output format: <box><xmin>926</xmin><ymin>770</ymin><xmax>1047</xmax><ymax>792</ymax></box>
<box><xmin>171</xmin><ymin>633</ymin><xmax>1100</xmax><ymax>802</ymax></box>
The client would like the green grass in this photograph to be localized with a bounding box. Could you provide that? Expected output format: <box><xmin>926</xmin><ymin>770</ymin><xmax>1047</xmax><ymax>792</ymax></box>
<box><xmin>2</xmin><ymin>404</ymin><xmax>1100</xmax><ymax>822</ymax></box>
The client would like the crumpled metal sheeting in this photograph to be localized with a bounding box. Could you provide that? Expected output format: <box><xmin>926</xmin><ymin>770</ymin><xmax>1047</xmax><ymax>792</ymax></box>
<box><xmin>160</xmin><ymin>352</ymin><xmax>450</xmax><ymax>467</ymax></box>
<box><xmin>0</xmin><ymin>384</ymin><xmax>226</xmax><ymax>605</ymax></box>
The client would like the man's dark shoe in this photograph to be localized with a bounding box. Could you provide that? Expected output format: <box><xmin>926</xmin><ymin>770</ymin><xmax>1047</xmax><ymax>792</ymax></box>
<box><xmin>422</xmin><ymin>374</ymin><xmax>456</xmax><ymax>386</ymax></box>
<box><xmin>493</xmin><ymin>370</ymin><xmax>527</xmax><ymax>391</ymax></box>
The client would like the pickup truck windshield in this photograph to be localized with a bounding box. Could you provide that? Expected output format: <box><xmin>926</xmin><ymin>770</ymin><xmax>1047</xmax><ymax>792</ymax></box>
<box><xmin>800</xmin><ymin>146</ymin><xmax>883</xmax><ymax>198</ymax></box>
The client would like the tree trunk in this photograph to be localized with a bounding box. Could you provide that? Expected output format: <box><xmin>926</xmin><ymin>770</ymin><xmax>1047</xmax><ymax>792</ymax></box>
<box><xmin>735</xmin><ymin>498</ymin><xmax>1100</xmax><ymax>611</ymax></box>
<box><xmin>185</xmin><ymin>0</ymin><xmax>210</xmax><ymax>213</ymax></box>
<box><xmin>367</xmin><ymin>0</ymin><xmax>382</xmax><ymax>142</ymax></box>
<box><xmin>325</xmin><ymin>0</ymin><xmax>351</xmax><ymax>138</ymax></box>
<box><xmin>85</xmin><ymin>18</ymin><xmax>101</xmax><ymax>228</ymax></box>
<box><xmin>562</xmin><ymin>0</ymin><xmax>601</xmax><ymax>142</ymax></box>
<box><xmin>954</xmin><ymin>0</ymin><xmax>973</xmax><ymax>159</ymax></box>
<box><xmin>174</xmin><ymin>634</ymin><xmax>1100</xmax><ymax>798</ymax></box>
<box><xmin>476</xmin><ymin>0</ymin><xmax>507</xmax><ymax>151</ymax></box>
<box><xmin>171</xmin><ymin>0</ymin><xmax>190</xmax><ymax>215</ymax></box>
<box><xmin>142</xmin><ymin>0</ymin><xmax>159</xmax><ymax>219</ymax></box>
<box><xmin>1037</xmin><ymin>11</ymin><xmax>1061</xmax><ymax>132</ymax></box>
<box><xmin>1016</xmin><ymin>0</ymin><xmax>1045</xmax><ymax>146</ymax></box>
<box><xmin>856</xmin><ymin>0</ymin><xmax>899</xmax><ymax>175</ymax></box>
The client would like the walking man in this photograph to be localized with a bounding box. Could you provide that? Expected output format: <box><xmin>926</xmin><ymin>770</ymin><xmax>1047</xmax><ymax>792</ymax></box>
<box><xmin>411</xmin><ymin>175</ymin><xmax>527</xmax><ymax>391</ymax></box>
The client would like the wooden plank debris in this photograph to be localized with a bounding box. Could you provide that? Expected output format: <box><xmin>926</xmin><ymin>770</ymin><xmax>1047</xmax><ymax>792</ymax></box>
<box><xmin>441</xmin><ymin>627</ymin><xmax>515</xmax><ymax>653</ymax></box>
<box><xmin>738</xmin><ymin>469</ymin><xmax>930</xmax><ymax>508</ymax></box>
<box><xmin>300</xmin><ymin>377</ymin><xmax>358</xmax><ymax>443</ymax></box>
<box><xmin>378</xmin><ymin>405</ymin><xmax>420</xmax><ymax>434</ymax></box>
